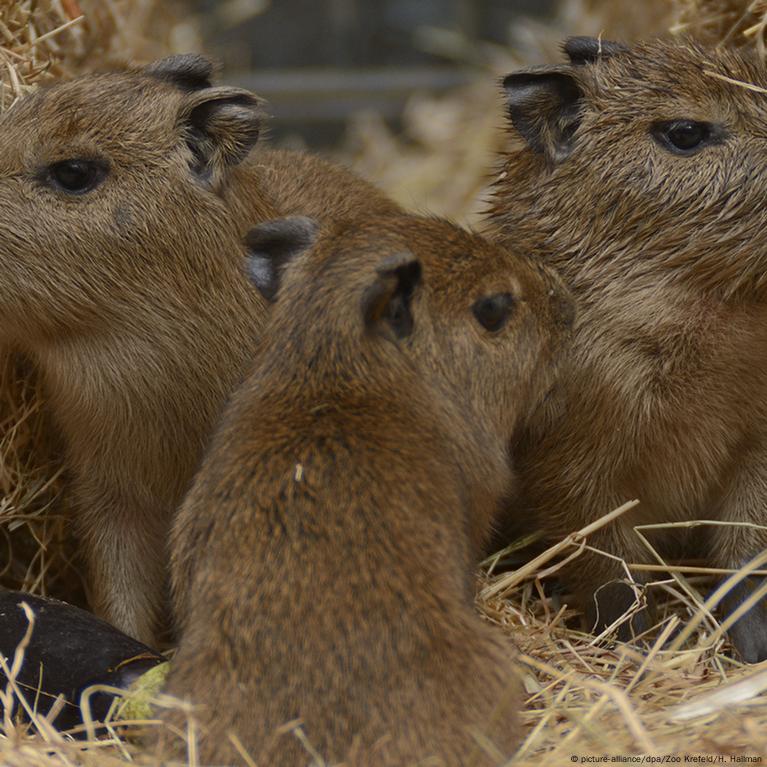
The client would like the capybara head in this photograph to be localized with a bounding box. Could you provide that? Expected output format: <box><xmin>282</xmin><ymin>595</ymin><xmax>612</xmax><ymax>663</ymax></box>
<box><xmin>492</xmin><ymin>36</ymin><xmax>767</xmax><ymax>299</ymax></box>
<box><xmin>247</xmin><ymin>213</ymin><xmax>573</xmax><ymax>441</ymax></box>
<box><xmin>0</xmin><ymin>54</ymin><xmax>265</xmax><ymax>341</ymax></box>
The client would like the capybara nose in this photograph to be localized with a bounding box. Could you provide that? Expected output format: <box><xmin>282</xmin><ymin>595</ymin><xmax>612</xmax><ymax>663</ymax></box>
<box><xmin>551</xmin><ymin>286</ymin><xmax>575</xmax><ymax>329</ymax></box>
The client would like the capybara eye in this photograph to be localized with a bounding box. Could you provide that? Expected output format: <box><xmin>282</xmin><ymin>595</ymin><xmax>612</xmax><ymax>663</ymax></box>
<box><xmin>47</xmin><ymin>159</ymin><xmax>107</xmax><ymax>195</ymax></box>
<box><xmin>651</xmin><ymin>120</ymin><xmax>717</xmax><ymax>155</ymax></box>
<box><xmin>472</xmin><ymin>293</ymin><xmax>515</xmax><ymax>333</ymax></box>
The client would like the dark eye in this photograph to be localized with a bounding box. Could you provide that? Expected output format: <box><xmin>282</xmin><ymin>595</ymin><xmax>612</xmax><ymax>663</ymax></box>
<box><xmin>472</xmin><ymin>293</ymin><xmax>515</xmax><ymax>333</ymax></box>
<box><xmin>47</xmin><ymin>159</ymin><xmax>107</xmax><ymax>195</ymax></box>
<box><xmin>651</xmin><ymin>120</ymin><xmax>721</xmax><ymax>155</ymax></box>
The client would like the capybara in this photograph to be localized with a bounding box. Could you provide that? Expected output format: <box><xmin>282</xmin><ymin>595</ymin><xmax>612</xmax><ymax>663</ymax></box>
<box><xmin>162</xmin><ymin>213</ymin><xmax>573</xmax><ymax>765</ymax></box>
<box><xmin>0</xmin><ymin>53</ymin><xmax>398</xmax><ymax>645</ymax></box>
<box><xmin>490</xmin><ymin>36</ymin><xmax>767</xmax><ymax>661</ymax></box>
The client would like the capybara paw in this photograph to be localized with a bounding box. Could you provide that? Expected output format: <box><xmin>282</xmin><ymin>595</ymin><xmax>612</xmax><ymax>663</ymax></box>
<box><xmin>720</xmin><ymin>580</ymin><xmax>767</xmax><ymax>663</ymax></box>
<box><xmin>585</xmin><ymin>580</ymin><xmax>650</xmax><ymax>640</ymax></box>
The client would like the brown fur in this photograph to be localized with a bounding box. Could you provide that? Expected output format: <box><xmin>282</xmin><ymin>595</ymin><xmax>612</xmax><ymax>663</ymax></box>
<box><xmin>0</xmin><ymin>55</ymin><xmax>397</xmax><ymax>645</ymax></box>
<box><xmin>488</xmin><ymin>37</ymin><xmax>767</xmax><ymax>661</ymax></box>
<box><xmin>161</xmin><ymin>213</ymin><xmax>572</xmax><ymax>766</ymax></box>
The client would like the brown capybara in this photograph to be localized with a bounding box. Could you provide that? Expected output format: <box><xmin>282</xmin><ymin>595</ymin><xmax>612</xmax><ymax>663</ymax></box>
<box><xmin>160</xmin><ymin>213</ymin><xmax>573</xmax><ymax>766</ymax></box>
<box><xmin>0</xmin><ymin>53</ymin><xmax>398</xmax><ymax>646</ymax></box>
<box><xmin>489</xmin><ymin>36</ymin><xmax>767</xmax><ymax>661</ymax></box>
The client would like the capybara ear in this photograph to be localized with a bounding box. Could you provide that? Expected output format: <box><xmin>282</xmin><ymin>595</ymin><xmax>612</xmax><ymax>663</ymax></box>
<box><xmin>178</xmin><ymin>86</ymin><xmax>264</xmax><ymax>189</ymax></box>
<box><xmin>563</xmin><ymin>36</ymin><xmax>628</xmax><ymax>65</ymax></box>
<box><xmin>145</xmin><ymin>54</ymin><xmax>215</xmax><ymax>91</ymax></box>
<box><xmin>244</xmin><ymin>217</ymin><xmax>319</xmax><ymax>302</ymax></box>
<box><xmin>502</xmin><ymin>68</ymin><xmax>583</xmax><ymax>163</ymax></box>
<box><xmin>361</xmin><ymin>252</ymin><xmax>422</xmax><ymax>341</ymax></box>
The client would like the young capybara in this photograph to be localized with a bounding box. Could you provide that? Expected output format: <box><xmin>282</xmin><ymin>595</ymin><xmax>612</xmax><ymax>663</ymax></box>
<box><xmin>0</xmin><ymin>54</ymin><xmax>398</xmax><ymax>646</ymax></box>
<box><xmin>160</xmin><ymin>213</ymin><xmax>573</xmax><ymax>766</ymax></box>
<box><xmin>489</xmin><ymin>36</ymin><xmax>767</xmax><ymax>661</ymax></box>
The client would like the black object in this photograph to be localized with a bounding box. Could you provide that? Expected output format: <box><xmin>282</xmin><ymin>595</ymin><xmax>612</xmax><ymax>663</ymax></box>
<box><xmin>0</xmin><ymin>591</ymin><xmax>164</xmax><ymax>731</ymax></box>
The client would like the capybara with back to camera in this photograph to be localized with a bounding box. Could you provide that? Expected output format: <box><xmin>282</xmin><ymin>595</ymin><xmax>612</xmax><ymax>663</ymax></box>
<box><xmin>490</xmin><ymin>36</ymin><xmax>767</xmax><ymax>661</ymax></box>
<box><xmin>0</xmin><ymin>54</ymin><xmax>398</xmax><ymax>645</ymax></box>
<box><xmin>160</xmin><ymin>213</ymin><xmax>573</xmax><ymax>766</ymax></box>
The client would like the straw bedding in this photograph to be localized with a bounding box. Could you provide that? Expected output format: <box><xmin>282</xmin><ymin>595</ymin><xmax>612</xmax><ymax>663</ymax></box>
<box><xmin>2</xmin><ymin>1</ymin><xmax>767</xmax><ymax>764</ymax></box>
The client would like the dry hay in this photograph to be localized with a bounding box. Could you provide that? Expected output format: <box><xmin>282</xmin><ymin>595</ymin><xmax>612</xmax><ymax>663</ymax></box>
<box><xmin>1</xmin><ymin>0</ymin><xmax>767</xmax><ymax>766</ymax></box>
<box><xmin>537</xmin><ymin>1</ymin><xmax>767</xmax><ymax>52</ymax></box>
<box><xmin>672</xmin><ymin>1</ymin><xmax>767</xmax><ymax>52</ymax></box>
<box><xmin>4</xmin><ymin>511</ymin><xmax>767</xmax><ymax>765</ymax></box>
<box><xmin>481</xmin><ymin>509</ymin><xmax>767</xmax><ymax>763</ymax></box>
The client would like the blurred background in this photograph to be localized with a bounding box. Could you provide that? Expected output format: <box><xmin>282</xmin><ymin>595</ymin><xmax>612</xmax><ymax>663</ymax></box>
<box><xmin>170</xmin><ymin>0</ymin><xmax>576</xmax><ymax>222</ymax></box>
<box><xmin>194</xmin><ymin>0</ymin><xmax>557</xmax><ymax>147</ymax></box>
